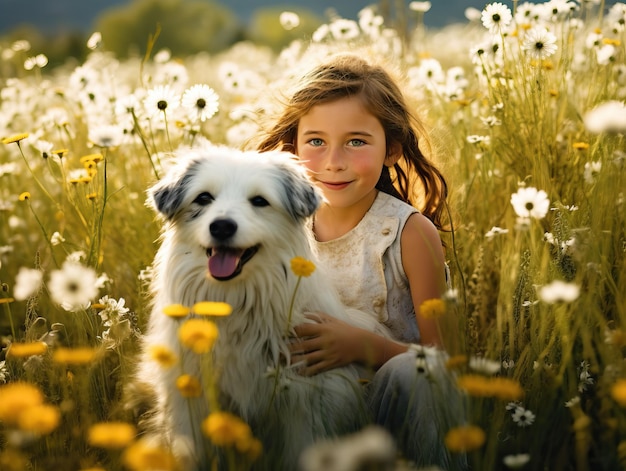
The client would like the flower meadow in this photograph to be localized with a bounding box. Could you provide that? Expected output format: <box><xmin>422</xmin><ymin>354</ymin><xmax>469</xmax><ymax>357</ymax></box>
<box><xmin>0</xmin><ymin>1</ymin><xmax>625</xmax><ymax>470</ymax></box>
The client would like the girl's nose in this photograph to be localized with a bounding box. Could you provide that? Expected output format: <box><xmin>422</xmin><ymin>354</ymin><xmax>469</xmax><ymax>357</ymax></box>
<box><xmin>325</xmin><ymin>147</ymin><xmax>347</xmax><ymax>171</ymax></box>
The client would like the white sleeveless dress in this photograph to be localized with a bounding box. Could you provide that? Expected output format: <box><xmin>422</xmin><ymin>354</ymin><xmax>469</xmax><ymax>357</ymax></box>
<box><xmin>313</xmin><ymin>191</ymin><xmax>420</xmax><ymax>343</ymax></box>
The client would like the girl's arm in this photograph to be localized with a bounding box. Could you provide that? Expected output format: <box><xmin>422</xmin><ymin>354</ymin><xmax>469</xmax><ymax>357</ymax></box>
<box><xmin>289</xmin><ymin>313</ymin><xmax>410</xmax><ymax>376</ymax></box>
<box><xmin>400</xmin><ymin>212</ymin><xmax>448</xmax><ymax>347</ymax></box>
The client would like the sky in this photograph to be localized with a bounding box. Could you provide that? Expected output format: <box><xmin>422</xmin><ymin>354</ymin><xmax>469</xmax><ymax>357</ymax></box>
<box><xmin>0</xmin><ymin>0</ymin><xmax>490</xmax><ymax>35</ymax></box>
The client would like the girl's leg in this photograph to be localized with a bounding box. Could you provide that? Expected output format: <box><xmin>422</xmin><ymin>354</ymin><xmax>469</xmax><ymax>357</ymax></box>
<box><xmin>366</xmin><ymin>348</ymin><xmax>468</xmax><ymax>470</ymax></box>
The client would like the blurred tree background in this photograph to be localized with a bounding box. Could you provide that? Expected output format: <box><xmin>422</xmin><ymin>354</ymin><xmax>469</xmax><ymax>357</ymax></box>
<box><xmin>0</xmin><ymin>0</ymin><xmax>325</xmax><ymax>68</ymax></box>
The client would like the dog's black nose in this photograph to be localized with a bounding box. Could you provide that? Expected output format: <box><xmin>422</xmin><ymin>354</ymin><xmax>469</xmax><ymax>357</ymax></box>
<box><xmin>210</xmin><ymin>218</ymin><xmax>237</xmax><ymax>240</ymax></box>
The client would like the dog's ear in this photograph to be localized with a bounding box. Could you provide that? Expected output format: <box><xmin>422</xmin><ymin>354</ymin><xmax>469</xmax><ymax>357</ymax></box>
<box><xmin>276</xmin><ymin>161</ymin><xmax>322</xmax><ymax>220</ymax></box>
<box><xmin>148</xmin><ymin>170</ymin><xmax>193</xmax><ymax>220</ymax></box>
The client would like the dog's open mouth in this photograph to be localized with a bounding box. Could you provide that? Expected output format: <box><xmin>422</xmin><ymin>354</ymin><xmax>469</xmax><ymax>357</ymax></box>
<box><xmin>207</xmin><ymin>245</ymin><xmax>259</xmax><ymax>281</ymax></box>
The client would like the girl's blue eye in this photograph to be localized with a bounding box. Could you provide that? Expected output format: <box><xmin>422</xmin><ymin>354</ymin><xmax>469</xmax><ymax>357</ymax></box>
<box><xmin>308</xmin><ymin>138</ymin><xmax>324</xmax><ymax>146</ymax></box>
<box><xmin>349</xmin><ymin>139</ymin><xmax>366</xmax><ymax>147</ymax></box>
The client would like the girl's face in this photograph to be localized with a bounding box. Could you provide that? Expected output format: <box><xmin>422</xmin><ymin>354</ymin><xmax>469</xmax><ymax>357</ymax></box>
<box><xmin>295</xmin><ymin>96</ymin><xmax>398</xmax><ymax>212</ymax></box>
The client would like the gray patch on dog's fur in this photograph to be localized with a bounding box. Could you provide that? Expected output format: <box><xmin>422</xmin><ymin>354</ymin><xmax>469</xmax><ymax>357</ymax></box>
<box><xmin>274</xmin><ymin>162</ymin><xmax>321</xmax><ymax>220</ymax></box>
<box><xmin>150</xmin><ymin>160</ymin><xmax>202</xmax><ymax>220</ymax></box>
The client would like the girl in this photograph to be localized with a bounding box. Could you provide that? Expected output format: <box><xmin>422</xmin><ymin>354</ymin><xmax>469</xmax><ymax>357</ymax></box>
<box><xmin>256</xmin><ymin>53</ymin><xmax>465</xmax><ymax>469</ymax></box>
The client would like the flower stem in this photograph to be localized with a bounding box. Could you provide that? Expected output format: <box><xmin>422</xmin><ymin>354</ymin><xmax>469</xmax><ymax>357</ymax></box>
<box><xmin>17</xmin><ymin>142</ymin><xmax>58</xmax><ymax>206</ymax></box>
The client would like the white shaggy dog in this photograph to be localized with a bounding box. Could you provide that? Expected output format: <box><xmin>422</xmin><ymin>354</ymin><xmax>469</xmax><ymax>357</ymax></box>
<box><xmin>138</xmin><ymin>145</ymin><xmax>376</xmax><ymax>470</ymax></box>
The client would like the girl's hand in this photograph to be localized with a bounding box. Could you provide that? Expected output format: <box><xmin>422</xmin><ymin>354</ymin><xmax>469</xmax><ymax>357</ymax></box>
<box><xmin>289</xmin><ymin>312</ymin><xmax>363</xmax><ymax>376</ymax></box>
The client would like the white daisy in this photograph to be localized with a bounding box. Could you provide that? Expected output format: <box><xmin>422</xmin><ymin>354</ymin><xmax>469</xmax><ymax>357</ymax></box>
<box><xmin>511</xmin><ymin>406</ymin><xmax>536</xmax><ymax>427</ymax></box>
<box><xmin>50</xmin><ymin>232</ymin><xmax>65</xmax><ymax>246</ymax></box>
<box><xmin>522</xmin><ymin>27</ymin><xmax>558</xmax><ymax>60</ymax></box>
<box><xmin>510</xmin><ymin>187</ymin><xmax>550</xmax><ymax>219</ymax></box>
<box><xmin>13</xmin><ymin>267</ymin><xmax>43</xmax><ymax>301</ymax></box>
<box><xmin>181</xmin><ymin>84</ymin><xmax>219</xmax><ymax>122</ymax></box>
<box><xmin>48</xmin><ymin>261</ymin><xmax>99</xmax><ymax>312</ymax></box>
<box><xmin>409</xmin><ymin>2</ymin><xmax>431</xmax><ymax>13</ymax></box>
<box><xmin>583</xmin><ymin>161</ymin><xmax>602</xmax><ymax>184</ymax></box>
<box><xmin>329</xmin><ymin>18</ymin><xmax>360</xmax><ymax>41</ymax></box>
<box><xmin>0</xmin><ymin>360</ymin><xmax>7</xmax><ymax>383</ymax></box>
<box><xmin>23</xmin><ymin>54</ymin><xmax>48</xmax><ymax>71</ymax></box>
<box><xmin>481</xmin><ymin>2</ymin><xmax>513</xmax><ymax>34</ymax></box>
<box><xmin>86</xmin><ymin>32</ymin><xmax>102</xmax><ymax>50</ymax></box>
<box><xmin>279</xmin><ymin>11</ymin><xmax>300</xmax><ymax>30</ymax></box>
<box><xmin>465</xmin><ymin>7</ymin><xmax>482</xmax><ymax>22</ymax></box>
<box><xmin>97</xmin><ymin>295</ymin><xmax>130</xmax><ymax>326</ymax></box>
<box><xmin>596</xmin><ymin>44</ymin><xmax>616</xmax><ymax>65</ymax></box>
<box><xmin>469</xmin><ymin>356</ymin><xmax>501</xmax><ymax>375</ymax></box>
<box><xmin>312</xmin><ymin>24</ymin><xmax>330</xmax><ymax>42</ymax></box>
<box><xmin>358</xmin><ymin>7</ymin><xmax>384</xmax><ymax>38</ymax></box>
<box><xmin>485</xmin><ymin>226</ymin><xmax>509</xmax><ymax>239</ymax></box>
<box><xmin>89</xmin><ymin>124</ymin><xmax>125</xmax><ymax>148</ymax></box>
<box><xmin>537</xmin><ymin>280</ymin><xmax>580</xmax><ymax>304</ymax></box>
<box><xmin>584</xmin><ymin>100</ymin><xmax>626</xmax><ymax>133</ymax></box>
<box><xmin>503</xmin><ymin>453</ymin><xmax>531</xmax><ymax>468</ymax></box>
<box><xmin>143</xmin><ymin>85</ymin><xmax>180</xmax><ymax>118</ymax></box>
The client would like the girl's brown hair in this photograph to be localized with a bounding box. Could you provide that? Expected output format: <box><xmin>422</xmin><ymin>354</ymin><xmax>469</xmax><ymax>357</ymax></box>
<box><xmin>256</xmin><ymin>53</ymin><xmax>448</xmax><ymax>230</ymax></box>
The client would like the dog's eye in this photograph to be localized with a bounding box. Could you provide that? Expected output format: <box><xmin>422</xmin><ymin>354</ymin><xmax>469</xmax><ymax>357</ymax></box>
<box><xmin>193</xmin><ymin>192</ymin><xmax>214</xmax><ymax>206</ymax></box>
<box><xmin>250</xmin><ymin>196</ymin><xmax>270</xmax><ymax>207</ymax></box>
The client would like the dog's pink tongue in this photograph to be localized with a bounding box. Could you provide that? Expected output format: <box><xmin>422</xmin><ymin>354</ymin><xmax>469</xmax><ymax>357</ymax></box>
<box><xmin>208</xmin><ymin>250</ymin><xmax>242</xmax><ymax>278</ymax></box>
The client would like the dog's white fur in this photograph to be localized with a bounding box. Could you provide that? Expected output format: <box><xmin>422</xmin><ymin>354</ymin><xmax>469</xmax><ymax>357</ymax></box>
<box><xmin>139</xmin><ymin>144</ymin><xmax>381</xmax><ymax>470</ymax></box>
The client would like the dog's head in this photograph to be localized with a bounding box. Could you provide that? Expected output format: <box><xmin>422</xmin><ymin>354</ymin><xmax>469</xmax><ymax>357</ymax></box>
<box><xmin>148</xmin><ymin>144</ymin><xmax>321</xmax><ymax>281</ymax></box>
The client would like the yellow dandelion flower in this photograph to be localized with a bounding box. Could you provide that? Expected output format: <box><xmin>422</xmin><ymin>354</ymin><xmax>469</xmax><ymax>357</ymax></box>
<box><xmin>290</xmin><ymin>257</ymin><xmax>315</xmax><ymax>277</ymax></box>
<box><xmin>80</xmin><ymin>153</ymin><xmax>104</xmax><ymax>164</ymax></box>
<box><xmin>548</xmin><ymin>89</ymin><xmax>559</xmax><ymax>97</ymax></box>
<box><xmin>202</xmin><ymin>411</ymin><xmax>252</xmax><ymax>448</ymax></box>
<box><xmin>163</xmin><ymin>303</ymin><xmax>191</xmax><ymax>318</ymax></box>
<box><xmin>176</xmin><ymin>374</ymin><xmax>202</xmax><ymax>398</ymax></box>
<box><xmin>457</xmin><ymin>374</ymin><xmax>492</xmax><ymax>396</ymax></box>
<box><xmin>83</xmin><ymin>160</ymin><xmax>98</xmax><ymax>171</ymax></box>
<box><xmin>603</xmin><ymin>38</ymin><xmax>621</xmax><ymax>46</ymax></box>
<box><xmin>52</xmin><ymin>346</ymin><xmax>100</xmax><ymax>365</ymax></box>
<box><xmin>611</xmin><ymin>379</ymin><xmax>626</xmax><ymax>407</ymax></box>
<box><xmin>0</xmin><ymin>382</ymin><xmax>45</xmax><ymax>424</ymax></box>
<box><xmin>1</xmin><ymin>133</ymin><xmax>29</xmax><ymax>144</ymax></box>
<box><xmin>542</xmin><ymin>60</ymin><xmax>554</xmax><ymax>70</ymax></box>
<box><xmin>88</xmin><ymin>421</ymin><xmax>137</xmax><ymax>449</ymax></box>
<box><xmin>18</xmin><ymin>192</ymin><xmax>31</xmax><ymax>201</ymax></box>
<box><xmin>192</xmin><ymin>301</ymin><xmax>232</xmax><ymax>317</ymax></box>
<box><xmin>8</xmin><ymin>341</ymin><xmax>48</xmax><ymax>358</ymax></box>
<box><xmin>491</xmin><ymin>377</ymin><xmax>524</xmax><ymax>400</ymax></box>
<box><xmin>0</xmin><ymin>297</ymin><xmax>14</xmax><ymax>304</ymax></box>
<box><xmin>86</xmin><ymin>192</ymin><xmax>98</xmax><ymax>201</ymax></box>
<box><xmin>457</xmin><ymin>374</ymin><xmax>524</xmax><ymax>401</ymax></box>
<box><xmin>18</xmin><ymin>404</ymin><xmax>61</xmax><ymax>435</ymax></box>
<box><xmin>179</xmin><ymin>318</ymin><xmax>219</xmax><ymax>354</ymax></box>
<box><xmin>0</xmin><ymin>449</ymin><xmax>29</xmax><ymax>471</ymax></box>
<box><xmin>445</xmin><ymin>354</ymin><xmax>468</xmax><ymax>370</ymax></box>
<box><xmin>419</xmin><ymin>298</ymin><xmax>446</xmax><ymax>319</ymax></box>
<box><xmin>53</xmin><ymin>148</ymin><xmax>69</xmax><ymax>157</ymax></box>
<box><xmin>122</xmin><ymin>438</ymin><xmax>178</xmax><ymax>471</ymax></box>
<box><xmin>607</xmin><ymin>329</ymin><xmax>626</xmax><ymax>347</ymax></box>
<box><xmin>444</xmin><ymin>425</ymin><xmax>486</xmax><ymax>453</ymax></box>
<box><xmin>148</xmin><ymin>345</ymin><xmax>178</xmax><ymax>368</ymax></box>
<box><xmin>573</xmin><ymin>142</ymin><xmax>589</xmax><ymax>150</ymax></box>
